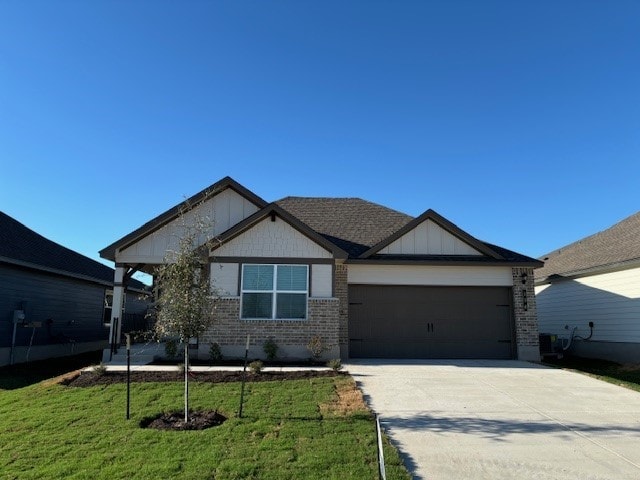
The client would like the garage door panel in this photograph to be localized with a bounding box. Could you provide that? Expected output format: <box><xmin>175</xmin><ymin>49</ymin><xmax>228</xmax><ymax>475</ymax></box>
<box><xmin>348</xmin><ymin>285</ymin><xmax>514</xmax><ymax>359</ymax></box>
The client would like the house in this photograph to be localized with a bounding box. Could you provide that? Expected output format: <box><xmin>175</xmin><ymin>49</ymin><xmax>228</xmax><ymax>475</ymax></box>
<box><xmin>535</xmin><ymin>211</ymin><xmax>640</xmax><ymax>363</ymax></box>
<box><xmin>0</xmin><ymin>211</ymin><xmax>149</xmax><ymax>366</ymax></box>
<box><xmin>100</xmin><ymin>177</ymin><xmax>543</xmax><ymax>361</ymax></box>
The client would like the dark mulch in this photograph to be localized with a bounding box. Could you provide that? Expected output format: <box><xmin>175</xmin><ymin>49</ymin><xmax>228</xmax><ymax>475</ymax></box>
<box><xmin>63</xmin><ymin>369</ymin><xmax>340</xmax><ymax>387</ymax></box>
<box><xmin>140</xmin><ymin>410</ymin><xmax>227</xmax><ymax>431</ymax></box>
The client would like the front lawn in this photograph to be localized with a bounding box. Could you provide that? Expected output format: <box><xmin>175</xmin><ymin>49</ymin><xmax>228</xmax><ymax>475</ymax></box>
<box><xmin>0</xmin><ymin>359</ymin><xmax>409</xmax><ymax>480</ymax></box>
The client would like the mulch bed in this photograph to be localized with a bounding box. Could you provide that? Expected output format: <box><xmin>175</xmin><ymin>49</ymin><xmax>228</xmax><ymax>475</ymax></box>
<box><xmin>63</xmin><ymin>369</ymin><xmax>340</xmax><ymax>387</ymax></box>
<box><xmin>140</xmin><ymin>410</ymin><xmax>227</xmax><ymax>431</ymax></box>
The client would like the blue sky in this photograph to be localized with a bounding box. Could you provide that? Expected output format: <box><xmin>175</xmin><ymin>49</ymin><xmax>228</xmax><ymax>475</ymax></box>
<box><xmin>1</xmin><ymin>1</ymin><xmax>639</xmax><ymax>273</ymax></box>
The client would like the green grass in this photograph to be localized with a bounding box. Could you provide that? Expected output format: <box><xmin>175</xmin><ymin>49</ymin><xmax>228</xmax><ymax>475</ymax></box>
<box><xmin>544</xmin><ymin>356</ymin><xmax>640</xmax><ymax>392</ymax></box>
<box><xmin>0</xmin><ymin>358</ymin><xmax>410</xmax><ymax>480</ymax></box>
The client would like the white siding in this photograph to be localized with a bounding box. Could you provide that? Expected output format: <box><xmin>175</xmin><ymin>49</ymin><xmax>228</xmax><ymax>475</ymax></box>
<box><xmin>379</xmin><ymin>219</ymin><xmax>482</xmax><ymax>255</ymax></box>
<box><xmin>211</xmin><ymin>262</ymin><xmax>239</xmax><ymax>296</ymax></box>
<box><xmin>535</xmin><ymin>267</ymin><xmax>640</xmax><ymax>343</ymax></box>
<box><xmin>348</xmin><ymin>264</ymin><xmax>513</xmax><ymax>286</ymax></box>
<box><xmin>117</xmin><ymin>188</ymin><xmax>260</xmax><ymax>264</ymax></box>
<box><xmin>311</xmin><ymin>264</ymin><xmax>333</xmax><ymax>298</ymax></box>
<box><xmin>213</xmin><ymin>217</ymin><xmax>333</xmax><ymax>259</ymax></box>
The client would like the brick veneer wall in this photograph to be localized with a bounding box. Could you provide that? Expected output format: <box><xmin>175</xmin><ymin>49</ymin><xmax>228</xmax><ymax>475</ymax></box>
<box><xmin>512</xmin><ymin>267</ymin><xmax>540</xmax><ymax>360</ymax></box>
<box><xmin>335</xmin><ymin>263</ymin><xmax>348</xmax><ymax>358</ymax></box>
<box><xmin>201</xmin><ymin>296</ymin><xmax>340</xmax><ymax>360</ymax></box>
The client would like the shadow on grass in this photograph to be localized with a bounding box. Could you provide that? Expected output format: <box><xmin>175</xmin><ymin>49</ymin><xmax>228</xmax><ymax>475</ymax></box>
<box><xmin>544</xmin><ymin>355</ymin><xmax>640</xmax><ymax>391</ymax></box>
<box><xmin>0</xmin><ymin>350</ymin><xmax>103</xmax><ymax>390</ymax></box>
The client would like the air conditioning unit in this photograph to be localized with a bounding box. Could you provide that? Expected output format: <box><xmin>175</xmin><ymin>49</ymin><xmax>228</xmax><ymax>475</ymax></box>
<box><xmin>539</xmin><ymin>333</ymin><xmax>563</xmax><ymax>359</ymax></box>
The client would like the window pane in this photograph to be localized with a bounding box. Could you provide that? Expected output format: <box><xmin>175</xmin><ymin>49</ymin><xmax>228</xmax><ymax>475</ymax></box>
<box><xmin>242</xmin><ymin>293</ymin><xmax>273</xmax><ymax>318</ymax></box>
<box><xmin>276</xmin><ymin>293</ymin><xmax>307</xmax><ymax>319</ymax></box>
<box><xmin>276</xmin><ymin>265</ymin><xmax>307</xmax><ymax>291</ymax></box>
<box><xmin>242</xmin><ymin>265</ymin><xmax>274</xmax><ymax>290</ymax></box>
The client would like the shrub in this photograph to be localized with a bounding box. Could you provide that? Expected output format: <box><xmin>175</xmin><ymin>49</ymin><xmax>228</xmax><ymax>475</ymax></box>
<box><xmin>307</xmin><ymin>335</ymin><xmax>328</xmax><ymax>360</ymax></box>
<box><xmin>209</xmin><ymin>342</ymin><xmax>223</xmax><ymax>362</ymax></box>
<box><xmin>249</xmin><ymin>360</ymin><xmax>263</xmax><ymax>374</ymax></box>
<box><xmin>327</xmin><ymin>358</ymin><xmax>343</xmax><ymax>372</ymax></box>
<box><xmin>93</xmin><ymin>362</ymin><xmax>107</xmax><ymax>376</ymax></box>
<box><xmin>263</xmin><ymin>338</ymin><xmax>278</xmax><ymax>361</ymax></box>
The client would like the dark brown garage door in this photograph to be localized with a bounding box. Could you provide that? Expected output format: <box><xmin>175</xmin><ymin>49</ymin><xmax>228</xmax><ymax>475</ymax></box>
<box><xmin>348</xmin><ymin>285</ymin><xmax>514</xmax><ymax>359</ymax></box>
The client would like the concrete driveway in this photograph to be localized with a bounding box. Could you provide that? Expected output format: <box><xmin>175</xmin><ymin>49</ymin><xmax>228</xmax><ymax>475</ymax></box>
<box><xmin>346</xmin><ymin>359</ymin><xmax>640</xmax><ymax>480</ymax></box>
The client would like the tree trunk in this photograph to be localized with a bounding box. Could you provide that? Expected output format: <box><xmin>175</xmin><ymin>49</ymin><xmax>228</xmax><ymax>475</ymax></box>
<box><xmin>184</xmin><ymin>342</ymin><xmax>189</xmax><ymax>423</ymax></box>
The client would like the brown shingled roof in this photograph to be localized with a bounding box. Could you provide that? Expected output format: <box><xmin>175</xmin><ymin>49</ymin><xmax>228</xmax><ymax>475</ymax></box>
<box><xmin>276</xmin><ymin>197</ymin><xmax>413</xmax><ymax>257</ymax></box>
<box><xmin>535</xmin><ymin>211</ymin><xmax>640</xmax><ymax>282</ymax></box>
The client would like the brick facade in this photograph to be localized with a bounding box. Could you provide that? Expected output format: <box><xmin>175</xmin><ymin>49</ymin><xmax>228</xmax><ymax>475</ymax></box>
<box><xmin>201</xmin><ymin>296</ymin><xmax>340</xmax><ymax>360</ymax></box>
<box><xmin>335</xmin><ymin>263</ymin><xmax>349</xmax><ymax>357</ymax></box>
<box><xmin>512</xmin><ymin>267</ymin><xmax>540</xmax><ymax>360</ymax></box>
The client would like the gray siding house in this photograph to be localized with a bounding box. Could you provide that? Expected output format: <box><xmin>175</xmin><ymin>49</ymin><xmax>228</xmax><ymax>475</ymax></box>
<box><xmin>535</xmin><ymin>211</ymin><xmax>640</xmax><ymax>362</ymax></box>
<box><xmin>0</xmin><ymin>212</ymin><xmax>148</xmax><ymax>366</ymax></box>
<box><xmin>100</xmin><ymin>177</ymin><xmax>543</xmax><ymax>361</ymax></box>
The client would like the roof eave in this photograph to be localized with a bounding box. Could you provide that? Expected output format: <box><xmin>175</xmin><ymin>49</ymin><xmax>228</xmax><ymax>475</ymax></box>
<box><xmin>535</xmin><ymin>257</ymin><xmax>640</xmax><ymax>286</ymax></box>
<box><xmin>347</xmin><ymin>257</ymin><xmax>542</xmax><ymax>267</ymax></box>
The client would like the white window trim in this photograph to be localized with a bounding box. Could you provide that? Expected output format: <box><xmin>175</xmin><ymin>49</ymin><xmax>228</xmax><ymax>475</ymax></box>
<box><xmin>240</xmin><ymin>264</ymin><xmax>309</xmax><ymax>320</ymax></box>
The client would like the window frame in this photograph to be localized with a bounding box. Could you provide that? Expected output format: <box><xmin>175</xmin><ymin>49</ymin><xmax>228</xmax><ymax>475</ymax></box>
<box><xmin>240</xmin><ymin>263</ymin><xmax>309</xmax><ymax>320</ymax></box>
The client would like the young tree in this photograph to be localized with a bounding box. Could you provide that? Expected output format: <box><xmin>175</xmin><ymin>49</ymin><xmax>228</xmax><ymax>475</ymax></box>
<box><xmin>154</xmin><ymin>213</ymin><xmax>214</xmax><ymax>423</ymax></box>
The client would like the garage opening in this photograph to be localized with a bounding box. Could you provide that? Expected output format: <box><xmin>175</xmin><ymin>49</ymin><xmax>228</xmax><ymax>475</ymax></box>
<box><xmin>348</xmin><ymin>285</ymin><xmax>514</xmax><ymax>359</ymax></box>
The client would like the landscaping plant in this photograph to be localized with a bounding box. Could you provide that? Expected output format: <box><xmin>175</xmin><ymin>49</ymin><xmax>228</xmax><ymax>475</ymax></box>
<box><xmin>153</xmin><ymin>208</ymin><xmax>215</xmax><ymax>423</ymax></box>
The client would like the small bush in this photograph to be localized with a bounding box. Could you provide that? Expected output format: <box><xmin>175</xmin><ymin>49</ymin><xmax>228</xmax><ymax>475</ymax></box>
<box><xmin>327</xmin><ymin>358</ymin><xmax>343</xmax><ymax>372</ymax></box>
<box><xmin>165</xmin><ymin>339</ymin><xmax>178</xmax><ymax>358</ymax></box>
<box><xmin>93</xmin><ymin>363</ymin><xmax>107</xmax><ymax>376</ymax></box>
<box><xmin>263</xmin><ymin>338</ymin><xmax>278</xmax><ymax>361</ymax></box>
<box><xmin>249</xmin><ymin>360</ymin><xmax>263</xmax><ymax>374</ymax></box>
<box><xmin>209</xmin><ymin>342</ymin><xmax>223</xmax><ymax>362</ymax></box>
<box><xmin>177</xmin><ymin>363</ymin><xmax>187</xmax><ymax>374</ymax></box>
<box><xmin>307</xmin><ymin>335</ymin><xmax>328</xmax><ymax>360</ymax></box>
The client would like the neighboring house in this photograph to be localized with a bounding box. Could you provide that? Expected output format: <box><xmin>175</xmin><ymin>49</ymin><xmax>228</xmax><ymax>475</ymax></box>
<box><xmin>535</xmin><ymin>211</ymin><xmax>640</xmax><ymax>363</ymax></box>
<box><xmin>100</xmin><ymin>177</ymin><xmax>543</xmax><ymax>361</ymax></box>
<box><xmin>0</xmin><ymin>212</ymin><xmax>149</xmax><ymax>366</ymax></box>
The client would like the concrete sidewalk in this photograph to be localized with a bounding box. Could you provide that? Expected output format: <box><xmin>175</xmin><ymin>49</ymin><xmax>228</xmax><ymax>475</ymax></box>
<box><xmin>85</xmin><ymin>364</ymin><xmax>330</xmax><ymax>373</ymax></box>
<box><xmin>346</xmin><ymin>359</ymin><xmax>640</xmax><ymax>480</ymax></box>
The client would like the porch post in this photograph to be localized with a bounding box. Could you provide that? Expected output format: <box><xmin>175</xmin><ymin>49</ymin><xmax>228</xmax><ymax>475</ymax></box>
<box><xmin>108</xmin><ymin>267</ymin><xmax>126</xmax><ymax>351</ymax></box>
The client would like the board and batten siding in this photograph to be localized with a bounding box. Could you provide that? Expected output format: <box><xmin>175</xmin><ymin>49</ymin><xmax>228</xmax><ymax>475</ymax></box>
<box><xmin>348</xmin><ymin>264</ymin><xmax>513</xmax><ymax>286</ymax></box>
<box><xmin>213</xmin><ymin>217</ymin><xmax>333</xmax><ymax>259</ymax></box>
<box><xmin>117</xmin><ymin>188</ymin><xmax>260</xmax><ymax>264</ymax></box>
<box><xmin>211</xmin><ymin>262</ymin><xmax>333</xmax><ymax>298</ymax></box>
<box><xmin>535</xmin><ymin>266</ymin><xmax>640</xmax><ymax>343</ymax></box>
<box><xmin>379</xmin><ymin>219</ymin><xmax>482</xmax><ymax>255</ymax></box>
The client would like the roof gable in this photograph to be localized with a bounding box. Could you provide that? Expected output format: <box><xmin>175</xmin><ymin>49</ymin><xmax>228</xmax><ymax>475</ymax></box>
<box><xmin>100</xmin><ymin>176</ymin><xmax>267</xmax><ymax>261</ymax></box>
<box><xmin>536</xmin><ymin>211</ymin><xmax>640</xmax><ymax>282</ymax></box>
<box><xmin>360</xmin><ymin>209</ymin><xmax>504</xmax><ymax>259</ymax></box>
<box><xmin>210</xmin><ymin>204</ymin><xmax>348</xmax><ymax>259</ymax></box>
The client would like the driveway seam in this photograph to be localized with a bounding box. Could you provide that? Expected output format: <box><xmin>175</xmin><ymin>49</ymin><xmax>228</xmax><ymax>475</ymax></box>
<box><xmin>474</xmin><ymin>373</ymin><xmax>640</xmax><ymax>472</ymax></box>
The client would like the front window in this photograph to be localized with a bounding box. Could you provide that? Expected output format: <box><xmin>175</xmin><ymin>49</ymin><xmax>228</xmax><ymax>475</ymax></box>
<box><xmin>241</xmin><ymin>264</ymin><xmax>308</xmax><ymax>319</ymax></box>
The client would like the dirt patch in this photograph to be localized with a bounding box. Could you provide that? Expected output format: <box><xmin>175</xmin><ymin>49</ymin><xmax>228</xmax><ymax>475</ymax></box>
<box><xmin>64</xmin><ymin>370</ymin><xmax>340</xmax><ymax>387</ymax></box>
<box><xmin>320</xmin><ymin>377</ymin><xmax>370</xmax><ymax>417</ymax></box>
<box><xmin>140</xmin><ymin>410</ymin><xmax>227</xmax><ymax>431</ymax></box>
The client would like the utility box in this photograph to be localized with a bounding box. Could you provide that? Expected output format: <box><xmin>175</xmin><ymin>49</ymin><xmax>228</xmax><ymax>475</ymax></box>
<box><xmin>12</xmin><ymin>310</ymin><xmax>25</xmax><ymax>323</ymax></box>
